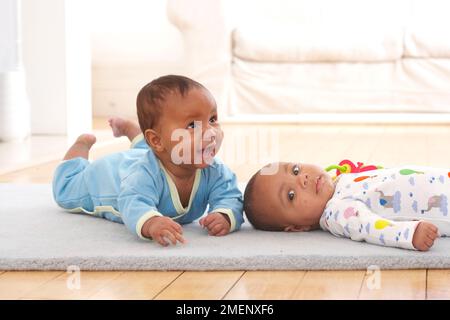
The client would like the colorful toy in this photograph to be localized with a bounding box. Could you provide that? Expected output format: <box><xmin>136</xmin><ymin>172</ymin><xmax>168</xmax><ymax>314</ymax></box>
<box><xmin>325</xmin><ymin>159</ymin><xmax>383</xmax><ymax>180</ymax></box>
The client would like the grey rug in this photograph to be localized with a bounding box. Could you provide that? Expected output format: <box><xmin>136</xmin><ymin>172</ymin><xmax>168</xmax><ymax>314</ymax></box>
<box><xmin>1</xmin><ymin>183</ymin><xmax>450</xmax><ymax>271</ymax></box>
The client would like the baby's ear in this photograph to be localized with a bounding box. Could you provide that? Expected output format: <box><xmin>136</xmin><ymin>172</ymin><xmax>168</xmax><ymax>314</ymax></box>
<box><xmin>284</xmin><ymin>225</ymin><xmax>312</xmax><ymax>232</ymax></box>
<box><xmin>144</xmin><ymin>129</ymin><xmax>163</xmax><ymax>152</ymax></box>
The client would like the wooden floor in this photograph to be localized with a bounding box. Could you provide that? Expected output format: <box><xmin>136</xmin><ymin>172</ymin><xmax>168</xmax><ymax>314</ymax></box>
<box><xmin>1</xmin><ymin>122</ymin><xmax>450</xmax><ymax>299</ymax></box>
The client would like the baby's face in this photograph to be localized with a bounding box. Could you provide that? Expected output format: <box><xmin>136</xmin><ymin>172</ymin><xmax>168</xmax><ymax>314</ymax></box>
<box><xmin>157</xmin><ymin>88</ymin><xmax>223</xmax><ymax>169</ymax></box>
<box><xmin>254</xmin><ymin>162</ymin><xmax>336</xmax><ymax>231</ymax></box>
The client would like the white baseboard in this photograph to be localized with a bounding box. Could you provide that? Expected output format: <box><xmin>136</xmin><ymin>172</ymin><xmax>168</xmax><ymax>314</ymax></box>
<box><xmin>221</xmin><ymin>113</ymin><xmax>450</xmax><ymax>124</ymax></box>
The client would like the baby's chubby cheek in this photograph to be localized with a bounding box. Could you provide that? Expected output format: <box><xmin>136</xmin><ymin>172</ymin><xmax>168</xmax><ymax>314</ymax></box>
<box><xmin>297</xmin><ymin>199</ymin><xmax>309</xmax><ymax>214</ymax></box>
<box><xmin>203</xmin><ymin>128</ymin><xmax>224</xmax><ymax>156</ymax></box>
<box><xmin>206</xmin><ymin>127</ymin><xmax>223</xmax><ymax>148</ymax></box>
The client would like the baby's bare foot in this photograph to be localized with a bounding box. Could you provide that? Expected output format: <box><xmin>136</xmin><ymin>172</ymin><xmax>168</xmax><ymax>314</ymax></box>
<box><xmin>76</xmin><ymin>133</ymin><xmax>97</xmax><ymax>148</ymax></box>
<box><xmin>63</xmin><ymin>134</ymin><xmax>96</xmax><ymax>160</ymax></box>
<box><xmin>108</xmin><ymin>117</ymin><xmax>129</xmax><ymax>138</ymax></box>
<box><xmin>108</xmin><ymin>117</ymin><xmax>141</xmax><ymax>141</ymax></box>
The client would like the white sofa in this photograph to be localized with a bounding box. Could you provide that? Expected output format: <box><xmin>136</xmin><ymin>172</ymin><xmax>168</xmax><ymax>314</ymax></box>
<box><xmin>168</xmin><ymin>0</ymin><xmax>450</xmax><ymax>122</ymax></box>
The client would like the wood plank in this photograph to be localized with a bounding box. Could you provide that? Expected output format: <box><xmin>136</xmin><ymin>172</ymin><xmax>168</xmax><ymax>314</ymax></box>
<box><xmin>223</xmin><ymin>271</ymin><xmax>306</xmax><ymax>300</ymax></box>
<box><xmin>0</xmin><ymin>143</ymin><xmax>131</xmax><ymax>184</ymax></box>
<box><xmin>427</xmin><ymin>269</ymin><xmax>450</xmax><ymax>300</ymax></box>
<box><xmin>284</xmin><ymin>125</ymin><xmax>347</xmax><ymax>167</ymax></box>
<box><xmin>22</xmin><ymin>271</ymin><xmax>122</xmax><ymax>300</ymax></box>
<box><xmin>89</xmin><ymin>271</ymin><xmax>182</xmax><ymax>300</ymax></box>
<box><xmin>359</xmin><ymin>269</ymin><xmax>426</xmax><ymax>300</ymax></box>
<box><xmin>219</xmin><ymin>124</ymin><xmax>298</xmax><ymax>181</ymax></box>
<box><xmin>0</xmin><ymin>271</ymin><xmax>63</xmax><ymax>299</ymax></box>
<box><xmin>155</xmin><ymin>271</ymin><xmax>243</xmax><ymax>300</ymax></box>
<box><xmin>290</xmin><ymin>270</ymin><xmax>365</xmax><ymax>299</ymax></box>
<box><xmin>427</xmin><ymin>126</ymin><xmax>450</xmax><ymax>167</ymax></box>
<box><xmin>0</xmin><ymin>161</ymin><xmax>59</xmax><ymax>183</ymax></box>
<box><xmin>343</xmin><ymin>126</ymin><xmax>386</xmax><ymax>165</ymax></box>
<box><xmin>370</xmin><ymin>126</ymin><xmax>430</xmax><ymax>167</ymax></box>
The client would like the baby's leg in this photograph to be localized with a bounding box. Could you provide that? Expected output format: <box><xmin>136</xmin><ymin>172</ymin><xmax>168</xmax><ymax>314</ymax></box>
<box><xmin>63</xmin><ymin>134</ymin><xmax>96</xmax><ymax>160</ymax></box>
<box><xmin>108</xmin><ymin>117</ymin><xmax>141</xmax><ymax>142</ymax></box>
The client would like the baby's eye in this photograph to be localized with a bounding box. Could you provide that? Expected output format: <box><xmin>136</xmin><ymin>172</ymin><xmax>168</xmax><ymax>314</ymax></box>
<box><xmin>292</xmin><ymin>164</ymin><xmax>300</xmax><ymax>175</ymax></box>
<box><xmin>209</xmin><ymin>116</ymin><xmax>217</xmax><ymax>124</ymax></box>
<box><xmin>187</xmin><ymin>122</ymin><xmax>196</xmax><ymax>129</ymax></box>
<box><xmin>288</xmin><ymin>190</ymin><xmax>295</xmax><ymax>201</ymax></box>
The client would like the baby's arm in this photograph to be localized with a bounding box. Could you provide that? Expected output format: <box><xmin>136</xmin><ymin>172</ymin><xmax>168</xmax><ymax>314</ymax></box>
<box><xmin>118</xmin><ymin>169</ymin><xmax>185</xmax><ymax>246</ymax></box>
<box><xmin>322</xmin><ymin>198</ymin><xmax>434</xmax><ymax>250</ymax></box>
<box><xmin>204</xmin><ymin>162</ymin><xmax>244</xmax><ymax>235</ymax></box>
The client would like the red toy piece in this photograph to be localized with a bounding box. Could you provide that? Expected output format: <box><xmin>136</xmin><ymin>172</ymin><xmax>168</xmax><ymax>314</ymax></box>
<box><xmin>325</xmin><ymin>159</ymin><xmax>382</xmax><ymax>177</ymax></box>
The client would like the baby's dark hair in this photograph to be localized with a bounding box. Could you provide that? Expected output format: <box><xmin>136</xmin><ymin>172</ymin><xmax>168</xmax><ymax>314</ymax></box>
<box><xmin>136</xmin><ymin>75</ymin><xmax>207</xmax><ymax>132</ymax></box>
<box><xmin>244</xmin><ymin>169</ymin><xmax>284</xmax><ymax>231</ymax></box>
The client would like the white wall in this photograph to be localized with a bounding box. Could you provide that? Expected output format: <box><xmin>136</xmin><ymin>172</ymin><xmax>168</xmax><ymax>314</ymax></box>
<box><xmin>0</xmin><ymin>0</ymin><xmax>30</xmax><ymax>141</ymax></box>
<box><xmin>21</xmin><ymin>0</ymin><xmax>92</xmax><ymax>137</ymax></box>
<box><xmin>0</xmin><ymin>0</ymin><xmax>19</xmax><ymax>72</ymax></box>
<box><xmin>90</xmin><ymin>0</ymin><xmax>186</xmax><ymax>118</ymax></box>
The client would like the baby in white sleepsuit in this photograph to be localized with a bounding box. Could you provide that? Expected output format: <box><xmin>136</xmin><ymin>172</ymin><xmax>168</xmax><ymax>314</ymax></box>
<box><xmin>244</xmin><ymin>162</ymin><xmax>448</xmax><ymax>251</ymax></box>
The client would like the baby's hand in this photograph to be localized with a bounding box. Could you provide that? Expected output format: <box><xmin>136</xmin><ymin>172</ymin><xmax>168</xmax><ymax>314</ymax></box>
<box><xmin>141</xmin><ymin>216</ymin><xmax>186</xmax><ymax>246</ymax></box>
<box><xmin>199</xmin><ymin>212</ymin><xmax>231</xmax><ymax>236</ymax></box>
<box><xmin>412</xmin><ymin>221</ymin><xmax>439</xmax><ymax>251</ymax></box>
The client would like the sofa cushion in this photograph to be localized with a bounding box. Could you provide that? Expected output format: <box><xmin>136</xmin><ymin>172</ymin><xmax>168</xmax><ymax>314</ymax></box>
<box><xmin>404</xmin><ymin>0</ymin><xmax>450</xmax><ymax>58</ymax></box>
<box><xmin>405</xmin><ymin>24</ymin><xmax>450</xmax><ymax>58</ymax></box>
<box><xmin>231</xmin><ymin>58</ymin><xmax>450</xmax><ymax>114</ymax></box>
<box><xmin>233</xmin><ymin>24</ymin><xmax>404</xmax><ymax>63</ymax></box>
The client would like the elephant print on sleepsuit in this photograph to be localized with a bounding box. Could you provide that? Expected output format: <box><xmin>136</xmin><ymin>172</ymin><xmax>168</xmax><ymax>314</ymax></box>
<box><xmin>375</xmin><ymin>189</ymin><xmax>401</xmax><ymax>213</ymax></box>
<box><xmin>421</xmin><ymin>195</ymin><xmax>448</xmax><ymax>215</ymax></box>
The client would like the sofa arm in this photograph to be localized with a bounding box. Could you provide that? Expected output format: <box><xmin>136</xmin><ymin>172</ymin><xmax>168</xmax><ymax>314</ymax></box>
<box><xmin>167</xmin><ymin>0</ymin><xmax>232</xmax><ymax>115</ymax></box>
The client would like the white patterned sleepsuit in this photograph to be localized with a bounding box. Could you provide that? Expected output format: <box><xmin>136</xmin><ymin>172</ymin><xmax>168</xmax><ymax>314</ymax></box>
<box><xmin>320</xmin><ymin>166</ymin><xmax>450</xmax><ymax>250</ymax></box>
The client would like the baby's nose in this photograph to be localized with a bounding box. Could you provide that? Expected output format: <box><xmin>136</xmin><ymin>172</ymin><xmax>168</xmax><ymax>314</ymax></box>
<box><xmin>299</xmin><ymin>173</ymin><xmax>308</xmax><ymax>188</ymax></box>
<box><xmin>203</xmin><ymin>128</ymin><xmax>217</xmax><ymax>142</ymax></box>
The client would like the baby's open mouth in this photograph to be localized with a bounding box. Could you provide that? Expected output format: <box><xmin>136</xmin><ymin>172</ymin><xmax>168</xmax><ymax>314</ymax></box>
<box><xmin>201</xmin><ymin>144</ymin><xmax>216</xmax><ymax>159</ymax></box>
<box><xmin>316</xmin><ymin>175</ymin><xmax>323</xmax><ymax>194</ymax></box>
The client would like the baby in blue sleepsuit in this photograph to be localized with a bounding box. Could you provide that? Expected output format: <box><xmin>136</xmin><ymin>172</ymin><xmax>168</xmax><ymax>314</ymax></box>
<box><xmin>244</xmin><ymin>162</ymin><xmax>447</xmax><ymax>251</ymax></box>
<box><xmin>52</xmin><ymin>75</ymin><xmax>244</xmax><ymax>246</ymax></box>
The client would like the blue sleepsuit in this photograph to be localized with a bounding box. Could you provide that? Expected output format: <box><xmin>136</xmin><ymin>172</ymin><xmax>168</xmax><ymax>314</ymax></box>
<box><xmin>52</xmin><ymin>135</ymin><xmax>244</xmax><ymax>239</ymax></box>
